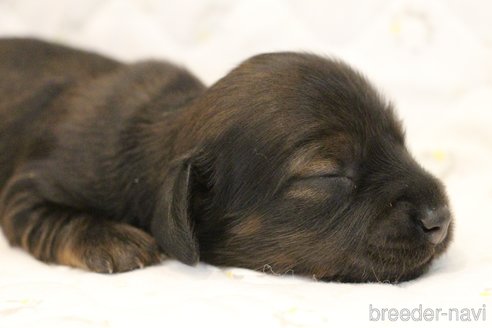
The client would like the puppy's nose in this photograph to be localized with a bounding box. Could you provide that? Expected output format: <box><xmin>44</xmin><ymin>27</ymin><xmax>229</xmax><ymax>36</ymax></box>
<box><xmin>419</xmin><ymin>207</ymin><xmax>451</xmax><ymax>245</ymax></box>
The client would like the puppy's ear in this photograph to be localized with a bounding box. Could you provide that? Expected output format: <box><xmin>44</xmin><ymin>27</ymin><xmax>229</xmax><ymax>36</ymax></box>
<box><xmin>151</xmin><ymin>157</ymin><xmax>199</xmax><ymax>265</ymax></box>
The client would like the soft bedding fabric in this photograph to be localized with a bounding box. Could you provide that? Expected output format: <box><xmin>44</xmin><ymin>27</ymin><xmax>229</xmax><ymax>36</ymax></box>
<box><xmin>0</xmin><ymin>1</ymin><xmax>491</xmax><ymax>327</ymax></box>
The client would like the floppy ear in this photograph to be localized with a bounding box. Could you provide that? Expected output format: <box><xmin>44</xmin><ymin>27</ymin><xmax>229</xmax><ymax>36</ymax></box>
<box><xmin>151</xmin><ymin>157</ymin><xmax>200</xmax><ymax>265</ymax></box>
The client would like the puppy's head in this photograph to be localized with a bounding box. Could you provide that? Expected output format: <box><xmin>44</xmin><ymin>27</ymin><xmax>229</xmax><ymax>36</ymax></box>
<box><xmin>153</xmin><ymin>53</ymin><xmax>453</xmax><ymax>283</ymax></box>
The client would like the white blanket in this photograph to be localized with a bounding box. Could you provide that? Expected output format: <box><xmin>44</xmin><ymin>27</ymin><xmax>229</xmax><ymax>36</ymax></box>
<box><xmin>1</xmin><ymin>1</ymin><xmax>491</xmax><ymax>327</ymax></box>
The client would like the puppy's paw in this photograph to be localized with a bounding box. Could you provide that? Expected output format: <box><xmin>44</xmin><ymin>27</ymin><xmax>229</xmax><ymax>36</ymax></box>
<box><xmin>61</xmin><ymin>222</ymin><xmax>164</xmax><ymax>273</ymax></box>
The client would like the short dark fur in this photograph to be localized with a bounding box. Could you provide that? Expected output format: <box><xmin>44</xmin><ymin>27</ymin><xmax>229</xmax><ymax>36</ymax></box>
<box><xmin>0</xmin><ymin>38</ymin><xmax>452</xmax><ymax>282</ymax></box>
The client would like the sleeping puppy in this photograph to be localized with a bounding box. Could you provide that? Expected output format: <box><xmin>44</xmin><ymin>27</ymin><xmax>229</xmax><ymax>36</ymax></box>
<box><xmin>0</xmin><ymin>38</ymin><xmax>452</xmax><ymax>283</ymax></box>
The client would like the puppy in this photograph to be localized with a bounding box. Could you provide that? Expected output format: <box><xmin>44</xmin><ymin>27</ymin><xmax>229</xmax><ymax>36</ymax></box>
<box><xmin>0</xmin><ymin>38</ymin><xmax>452</xmax><ymax>282</ymax></box>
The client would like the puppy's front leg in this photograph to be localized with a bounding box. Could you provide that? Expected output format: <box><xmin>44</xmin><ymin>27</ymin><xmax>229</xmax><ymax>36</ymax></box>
<box><xmin>0</xmin><ymin>170</ymin><xmax>163</xmax><ymax>273</ymax></box>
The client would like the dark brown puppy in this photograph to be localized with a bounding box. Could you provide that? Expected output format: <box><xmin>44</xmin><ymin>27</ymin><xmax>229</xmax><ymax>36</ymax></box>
<box><xmin>0</xmin><ymin>38</ymin><xmax>452</xmax><ymax>282</ymax></box>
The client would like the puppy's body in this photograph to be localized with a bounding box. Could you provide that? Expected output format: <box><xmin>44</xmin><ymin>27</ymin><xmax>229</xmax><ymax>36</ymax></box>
<box><xmin>0</xmin><ymin>38</ymin><xmax>205</xmax><ymax>270</ymax></box>
<box><xmin>0</xmin><ymin>38</ymin><xmax>452</xmax><ymax>281</ymax></box>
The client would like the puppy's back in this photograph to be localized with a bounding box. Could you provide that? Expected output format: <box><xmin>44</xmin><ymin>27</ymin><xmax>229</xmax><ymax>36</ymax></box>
<box><xmin>0</xmin><ymin>38</ymin><xmax>121</xmax><ymax>88</ymax></box>
<box><xmin>0</xmin><ymin>38</ymin><xmax>121</xmax><ymax>186</ymax></box>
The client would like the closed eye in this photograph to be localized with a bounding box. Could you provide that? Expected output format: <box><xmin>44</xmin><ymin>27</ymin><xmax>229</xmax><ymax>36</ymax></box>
<box><xmin>285</xmin><ymin>174</ymin><xmax>356</xmax><ymax>192</ymax></box>
<box><xmin>301</xmin><ymin>174</ymin><xmax>354</xmax><ymax>183</ymax></box>
<box><xmin>283</xmin><ymin>174</ymin><xmax>356</xmax><ymax>200</ymax></box>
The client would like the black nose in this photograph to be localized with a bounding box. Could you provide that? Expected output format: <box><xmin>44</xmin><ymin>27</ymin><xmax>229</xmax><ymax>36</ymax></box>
<box><xmin>419</xmin><ymin>207</ymin><xmax>451</xmax><ymax>244</ymax></box>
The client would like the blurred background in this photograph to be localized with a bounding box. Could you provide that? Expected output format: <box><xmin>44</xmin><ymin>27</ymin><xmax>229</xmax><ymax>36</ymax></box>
<box><xmin>0</xmin><ymin>1</ymin><xmax>491</xmax><ymax>327</ymax></box>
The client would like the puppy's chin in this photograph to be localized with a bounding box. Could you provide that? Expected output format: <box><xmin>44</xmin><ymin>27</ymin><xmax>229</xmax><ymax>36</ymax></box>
<box><xmin>329</xmin><ymin>235</ymin><xmax>452</xmax><ymax>283</ymax></box>
<box><xmin>323</xmin><ymin>261</ymin><xmax>432</xmax><ymax>284</ymax></box>
<box><xmin>364</xmin><ymin>249</ymin><xmax>434</xmax><ymax>283</ymax></box>
<box><xmin>315</xmin><ymin>254</ymin><xmax>430</xmax><ymax>284</ymax></box>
